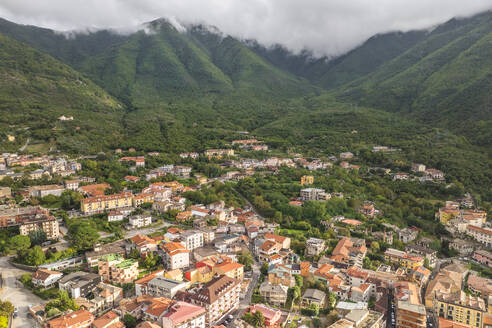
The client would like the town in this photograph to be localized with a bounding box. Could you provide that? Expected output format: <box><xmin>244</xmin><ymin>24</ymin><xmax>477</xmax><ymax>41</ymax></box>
<box><xmin>0</xmin><ymin>139</ymin><xmax>490</xmax><ymax>328</ymax></box>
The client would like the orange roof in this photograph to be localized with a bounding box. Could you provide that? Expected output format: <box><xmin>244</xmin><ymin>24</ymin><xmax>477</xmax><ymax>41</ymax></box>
<box><xmin>264</xmin><ymin>233</ymin><xmax>288</xmax><ymax>244</ymax></box>
<box><xmin>346</xmin><ymin>266</ymin><xmax>369</xmax><ymax>280</ymax></box>
<box><xmin>81</xmin><ymin>192</ymin><xmax>132</xmax><ymax>204</ymax></box>
<box><xmin>135</xmin><ymin>270</ymin><xmax>165</xmax><ymax>285</ymax></box>
<box><xmin>162</xmin><ymin>242</ymin><xmax>189</xmax><ymax>255</ymax></box>
<box><xmin>80</xmin><ymin>183</ymin><xmax>111</xmax><ymax>196</ymax></box>
<box><xmin>92</xmin><ymin>311</ymin><xmax>121</xmax><ymax>328</ymax></box>
<box><xmin>167</xmin><ymin>227</ymin><xmax>183</xmax><ymax>234</ymax></box>
<box><xmin>144</xmin><ymin>297</ymin><xmax>173</xmax><ymax>317</ymax></box>
<box><xmin>131</xmin><ymin>234</ymin><xmax>156</xmax><ymax>245</ymax></box>
<box><xmin>48</xmin><ymin>309</ymin><xmax>94</xmax><ymax>328</ymax></box>
<box><xmin>439</xmin><ymin>318</ymin><xmax>473</xmax><ymax>328</ymax></box>
<box><xmin>341</xmin><ymin>219</ymin><xmax>363</xmax><ymax>226</ymax></box>
<box><xmin>260</xmin><ymin>240</ymin><xmax>279</xmax><ymax>252</ymax></box>
<box><xmin>215</xmin><ymin>262</ymin><xmax>244</xmax><ymax>273</ymax></box>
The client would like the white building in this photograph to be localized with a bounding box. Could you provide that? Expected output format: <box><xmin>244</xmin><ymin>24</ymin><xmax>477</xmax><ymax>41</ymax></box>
<box><xmin>181</xmin><ymin>230</ymin><xmax>204</xmax><ymax>251</ymax></box>
<box><xmin>161</xmin><ymin>242</ymin><xmax>190</xmax><ymax>270</ymax></box>
<box><xmin>466</xmin><ymin>225</ymin><xmax>492</xmax><ymax>247</ymax></box>
<box><xmin>32</xmin><ymin>269</ymin><xmax>63</xmax><ymax>288</ymax></box>
<box><xmin>300</xmin><ymin>188</ymin><xmax>328</xmax><ymax>201</ymax></box>
<box><xmin>162</xmin><ymin>302</ymin><xmax>206</xmax><ymax>328</ymax></box>
<box><xmin>128</xmin><ymin>214</ymin><xmax>152</xmax><ymax>228</ymax></box>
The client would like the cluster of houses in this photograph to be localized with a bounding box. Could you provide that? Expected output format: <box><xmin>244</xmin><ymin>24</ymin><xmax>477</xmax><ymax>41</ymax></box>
<box><xmin>0</xmin><ymin>152</ymin><xmax>82</xmax><ymax>180</ymax></box>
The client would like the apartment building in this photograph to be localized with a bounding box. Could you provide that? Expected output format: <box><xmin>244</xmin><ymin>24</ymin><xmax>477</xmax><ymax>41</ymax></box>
<box><xmin>0</xmin><ymin>206</ymin><xmax>60</xmax><ymax>239</ymax></box>
<box><xmin>434</xmin><ymin>291</ymin><xmax>485</xmax><ymax>328</ymax></box>
<box><xmin>181</xmin><ymin>230</ymin><xmax>204</xmax><ymax>251</ymax></box>
<box><xmin>98</xmin><ymin>254</ymin><xmax>139</xmax><ymax>284</ymax></box>
<box><xmin>384</xmin><ymin>248</ymin><xmax>424</xmax><ymax>270</ymax></box>
<box><xmin>162</xmin><ymin>301</ymin><xmax>206</xmax><ymax>328</ymax></box>
<box><xmin>161</xmin><ymin>242</ymin><xmax>190</xmax><ymax>270</ymax></box>
<box><xmin>147</xmin><ymin>277</ymin><xmax>188</xmax><ymax>298</ymax></box>
<box><xmin>213</xmin><ymin>262</ymin><xmax>244</xmax><ymax>281</ymax></box>
<box><xmin>305</xmin><ymin>238</ymin><xmax>326</xmax><ymax>257</ymax></box>
<box><xmin>128</xmin><ymin>214</ymin><xmax>152</xmax><ymax>229</ymax></box>
<box><xmin>396</xmin><ymin>301</ymin><xmax>426</xmax><ymax>328</ymax></box>
<box><xmin>29</xmin><ymin>185</ymin><xmax>65</xmax><ymax>198</ymax></box>
<box><xmin>259</xmin><ymin>282</ymin><xmax>288</xmax><ymax>306</ymax></box>
<box><xmin>59</xmin><ymin>272</ymin><xmax>102</xmax><ymax>299</ymax></box>
<box><xmin>467</xmin><ymin>225</ymin><xmax>492</xmax><ymax>247</ymax></box>
<box><xmin>19</xmin><ymin>214</ymin><xmax>60</xmax><ymax>240</ymax></box>
<box><xmin>186</xmin><ymin>275</ymin><xmax>240</xmax><ymax>327</ymax></box>
<box><xmin>300</xmin><ymin>188</ymin><xmax>329</xmax><ymax>201</ymax></box>
<box><xmin>81</xmin><ymin>192</ymin><xmax>133</xmax><ymax>214</ymax></box>
<box><xmin>48</xmin><ymin>309</ymin><xmax>94</xmax><ymax>328</ymax></box>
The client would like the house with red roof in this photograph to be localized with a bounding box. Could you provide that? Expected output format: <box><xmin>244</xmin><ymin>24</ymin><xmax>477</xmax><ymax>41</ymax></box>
<box><xmin>162</xmin><ymin>301</ymin><xmax>206</xmax><ymax>328</ymax></box>
<box><xmin>92</xmin><ymin>311</ymin><xmax>124</xmax><ymax>328</ymax></box>
<box><xmin>247</xmin><ymin>304</ymin><xmax>282</xmax><ymax>327</ymax></box>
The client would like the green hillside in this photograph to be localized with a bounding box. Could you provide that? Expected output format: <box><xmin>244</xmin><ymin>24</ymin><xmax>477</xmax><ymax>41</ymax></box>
<box><xmin>336</xmin><ymin>12</ymin><xmax>492</xmax><ymax>145</ymax></box>
<box><xmin>0</xmin><ymin>32</ymin><xmax>124</xmax><ymax>153</ymax></box>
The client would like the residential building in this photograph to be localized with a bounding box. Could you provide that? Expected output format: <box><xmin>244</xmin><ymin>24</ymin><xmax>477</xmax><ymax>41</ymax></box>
<box><xmin>0</xmin><ymin>187</ymin><xmax>11</xmax><ymax>198</ymax></box>
<box><xmin>32</xmin><ymin>269</ymin><xmax>63</xmax><ymax>288</ymax></box>
<box><xmin>108</xmin><ymin>211</ymin><xmax>124</xmax><ymax>222</ymax></box>
<box><xmin>162</xmin><ymin>301</ymin><xmax>206</xmax><ymax>328</ymax></box>
<box><xmin>406</xmin><ymin>244</ymin><xmax>438</xmax><ymax>268</ymax></box>
<box><xmin>300</xmin><ymin>188</ymin><xmax>329</xmax><ymax>201</ymax></box>
<box><xmin>340</xmin><ymin>152</ymin><xmax>354</xmax><ymax>159</ymax></box>
<box><xmin>305</xmin><ymin>238</ymin><xmax>326</xmax><ymax>257</ymax></box>
<box><xmin>19</xmin><ymin>214</ymin><xmax>60</xmax><ymax>240</ymax></box>
<box><xmin>424</xmin><ymin>263</ymin><xmax>467</xmax><ymax>309</ymax></box>
<box><xmin>127</xmin><ymin>234</ymin><xmax>158</xmax><ymax>255</ymax></box>
<box><xmin>467</xmin><ymin>225</ymin><xmax>492</xmax><ymax>247</ymax></box>
<box><xmin>147</xmin><ymin>277</ymin><xmax>188</xmax><ymax>298</ymax></box>
<box><xmin>246</xmin><ymin>304</ymin><xmax>281</xmax><ymax>327</ymax></box>
<box><xmin>467</xmin><ymin>275</ymin><xmax>492</xmax><ymax>298</ymax></box>
<box><xmin>29</xmin><ymin>185</ymin><xmax>65</xmax><ymax>198</ymax></box>
<box><xmin>203</xmin><ymin>149</ymin><xmax>234</xmax><ymax>159</ymax></box>
<box><xmin>48</xmin><ymin>309</ymin><xmax>94</xmax><ymax>328</ymax></box>
<box><xmin>181</xmin><ymin>230</ymin><xmax>204</xmax><ymax>251</ymax></box>
<box><xmin>0</xmin><ymin>206</ymin><xmax>60</xmax><ymax>239</ymax></box>
<box><xmin>118</xmin><ymin>156</ymin><xmax>145</xmax><ymax>167</ymax></box>
<box><xmin>185</xmin><ymin>275</ymin><xmax>240</xmax><ymax>327</ymax></box>
<box><xmin>128</xmin><ymin>214</ymin><xmax>152</xmax><ymax>228</ymax></box>
<box><xmin>98</xmin><ymin>254</ymin><xmax>139</xmax><ymax>284</ymax></box>
<box><xmin>473</xmin><ymin>250</ymin><xmax>492</xmax><ymax>267</ymax></box>
<box><xmin>81</xmin><ymin>192</ymin><xmax>133</xmax><ymax>214</ymax></box>
<box><xmin>264</xmin><ymin>233</ymin><xmax>291</xmax><ymax>249</ymax></box>
<box><xmin>142</xmin><ymin>297</ymin><xmax>174</xmax><ymax>322</ymax></box>
<box><xmin>58</xmin><ymin>272</ymin><xmax>102</xmax><ymax>299</ymax></box>
<box><xmin>350</xmin><ymin>283</ymin><xmax>373</xmax><ymax>303</ymax></box>
<box><xmin>435</xmin><ymin>291</ymin><xmax>485</xmax><ymax>328</ymax></box>
<box><xmin>79</xmin><ymin>183</ymin><xmax>111</xmax><ymax>197</ymax></box>
<box><xmin>302</xmin><ymin>289</ymin><xmax>326</xmax><ymax>307</ymax></box>
<box><xmin>85</xmin><ymin>241</ymin><xmax>126</xmax><ymax>268</ymax></box>
<box><xmin>331</xmin><ymin>237</ymin><xmax>367</xmax><ymax>268</ymax></box>
<box><xmin>92</xmin><ymin>311</ymin><xmax>124</xmax><ymax>328</ymax></box>
<box><xmin>345</xmin><ymin>309</ymin><xmax>384</xmax><ymax>328</ymax></box>
<box><xmin>132</xmin><ymin>193</ymin><xmax>154</xmax><ymax>207</ymax></box>
<box><xmin>412</xmin><ymin>163</ymin><xmax>426</xmax><ymax>172</ymax></box>
<box><xmin>259</xmin><ymin>281</ymin><xmax>288</xmax><ymax>306</ymax></box>
<box><xmin>450</xmin><ymin>239</ymin><xmax>475</xmax><ymax>256</ymax></box>
<box><xmin>398</xmin><ymin>228</ymin><xmax>419</xmax><ymax>243</ymax></box>
<box><xmin>161</xmin><ymin>242</ymin><xmax>190</xmax><ymax>270</ymax></box>
<box><xmin>300</xmin><ymin>175</ymin><xmax>314</xmax><ymax>185</ymax></box>
<box><xmin>384</xmin><ymin>248</ymin><xmax>424</xmax><ymax>270</ymax></box>
<box><xmin>396</xmin><ymin>301</ymin><xmax>426</xmax><ymax>328</ymax></box>
<box><xmin>64</xmin><ymin>180</ymin><xmax>80</xmax><ymax>190</ymax></box>
<box><xmin>213</xmin><ymin>262</ymin><xmax>244</xmax><ymax>281</ymax></box>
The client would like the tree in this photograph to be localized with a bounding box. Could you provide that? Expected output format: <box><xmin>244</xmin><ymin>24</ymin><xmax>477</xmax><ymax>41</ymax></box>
<box><xmin>310</xmin><ymin>303</ymin><xmax>320</xmax><ymax>316</ymax></box>
<box><xmin>328</xmin><ymin>291</ymin><xmax>337</xmax><ymax>309</ymax></box>
<box><xmin>252</xmin><ymin>311</ymin><xmax>265</xmax><ymax>327</ymax></box>
<box><xmin>260</xmin><ymin>263</ymin><xmax>269</xmax><ymax>276</ymax></box>
<box><xmin>370</xmin><ymin>241</ymin><xmax>380</xmax><ymax>252</ymax></box>
<box><xmin>45</xmin><ymin>290</ymin><xmax>78</xmax><ymax>313</ymax></box>
<box><xmin>143</xmin><ymin>252</ymin><xmax>157</xmax><ymax>269</ymax></box>
<box><xmin>128</xmin><ymin>248</ymin><xmax>140</xmax><ymax>260</ymax></box>
<box><xmin>8</xmin><ymin>235</ymin><xmax>31</xmax><ymax>252</ymax></box>
<box><xmin>29</xmin><ymin>229</ymin><xmax>47</xmax><ymax>246</ymax></box>
<box><xmin>238</xmin><ymin>250</ymin><xmax>254</xmax><ymax>271</ymax></box>
<box><xmin>68</xmin><ymin>222</ymin><xmax>99</xmax><ymax>250</ymax></box>
<box><xmin>295</xmin><ymin>275</ymin><xmax>303</xmax><ymax>288</ymax></box>
<box><xmin>0</xmin><ymin>300</ymin><xmax>14</xmax><ymax>317</ymax></box>
<box><xmin>122</xmin><ymin>314</ymin><xmax>137</xmax><ymax>328</ymax></box>
<box><xmin>24</xmin><ymin>245</ymin><xmax>45</xmax><ymax>266</ymax></box>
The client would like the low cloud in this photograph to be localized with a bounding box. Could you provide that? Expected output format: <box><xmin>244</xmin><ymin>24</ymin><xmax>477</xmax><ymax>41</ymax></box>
<box><xmin>0</xmin><ymin>0</ymin><xmax>491</xmax><ymax>56</ymax></box>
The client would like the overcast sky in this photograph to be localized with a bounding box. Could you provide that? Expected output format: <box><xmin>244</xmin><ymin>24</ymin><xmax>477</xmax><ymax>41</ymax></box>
<box><xmin>1</xmin><ymin>0</ymin><xmax>491</xmax><ymax>56</ymax></box>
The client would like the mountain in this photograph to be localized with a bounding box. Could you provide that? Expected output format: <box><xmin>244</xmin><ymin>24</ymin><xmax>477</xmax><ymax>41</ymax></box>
<box><xmin>0</xmin><ymin>18</ymin><xmax>317</xmax><ymax>108</ymax></box>
<box><xmin>335</xmin><ymin>11</ymin><xmax>492</xmax><ymax>146</ymax></box>
<box><xmin>248</xmin><ymin>30</ymin><xmax>427</xmax><ymax>89</ymax></box>
<box><xmin>0</xmin><ymin>32</ymin><xmax>123</xmax><ymax>153</ymax></box>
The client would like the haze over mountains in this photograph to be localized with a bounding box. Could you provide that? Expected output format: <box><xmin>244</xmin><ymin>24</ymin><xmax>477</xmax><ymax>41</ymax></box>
<box><xmin>0</xmin><ymin>10</ymin><xmax>492</xmax><ymax>154</ymax></box>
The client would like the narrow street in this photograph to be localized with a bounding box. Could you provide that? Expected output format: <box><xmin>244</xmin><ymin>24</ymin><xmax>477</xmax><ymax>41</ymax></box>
<box><xmin>0</xmin><ymin>256</ymin><xmax>42</xmax><ymax>328</ymax></box>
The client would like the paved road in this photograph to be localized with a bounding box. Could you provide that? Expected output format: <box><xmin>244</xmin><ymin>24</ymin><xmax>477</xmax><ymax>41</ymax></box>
<box><xmin>0</xmin><ymin>257</ymin><xmax>42</xmax><ymax>328</ymax></box>
<box><xmin>19</xmin><ymin>138</ymin><xmax>30</xmax><ymax>152</ymax></box>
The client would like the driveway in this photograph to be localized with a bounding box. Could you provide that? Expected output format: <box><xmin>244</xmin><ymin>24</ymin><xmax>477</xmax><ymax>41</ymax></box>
<box><xmin>0</xmin><ymin>257</ymin><xmax>43</xmax><ymax>328</ymax></box>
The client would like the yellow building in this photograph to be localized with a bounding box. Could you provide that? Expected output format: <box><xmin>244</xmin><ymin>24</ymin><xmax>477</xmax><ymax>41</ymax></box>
<box><xmin>435</xmin><ymin>291</ymin><xmax>486</xmax><ymax>328</ymax></box>
<box><xmin>301</xmin><ymin>175</ymin><xmax>314</xmax><ymax>185</ymax></box>
<box><xmin>185</xmin><ymin>266</ymin><xmax>214</xmax><ymax>284</ymax></box>
<box><xmin>213</xmin><ymin>262</ymin><xmax>244</xmax><ymax>281</ymax></box>
<box><xmin>384</xmin><ymin>248</ymin><xmax>424</xmax><ymax>270</ymax></box>
<box><xmin>81</xmin><ymin>192</ymin><xmax>133</xmax><ymax>214</ymax></box>
<box><xmin>132</xmin><ymin>193</ymin><xmax>154</xmax><ymax>206</ymax></box>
